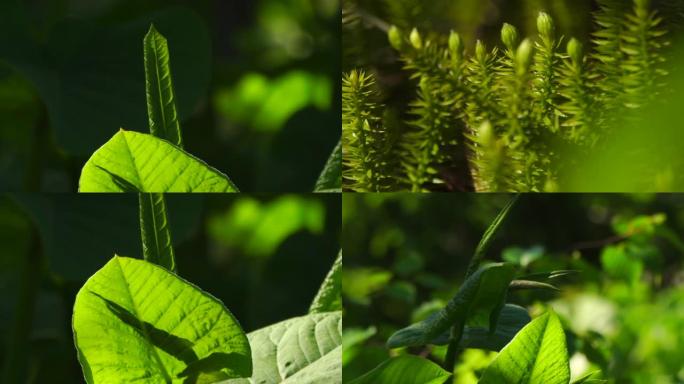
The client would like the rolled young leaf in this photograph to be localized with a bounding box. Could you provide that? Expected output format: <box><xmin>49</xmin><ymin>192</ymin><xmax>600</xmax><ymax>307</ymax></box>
<box><xmin>79</xmin><ymin>130</ymin><xmax>239</xmax><ymax>192</ymax></box>
<box><xmin>144</xmin><ymin>24</ymin><xmax>183</xmax><ymax>148</ymax></box>
<box><xmin>347</xmin><ymin>355</ymin><xmax>451</xmax><ymax>384</ymax></box>
<box><xmin>465</xmin><ymin>195</ymin><xmax>519</xmax><ymax>277</ymax></box>
<box><xmin>139</xmin><ymin>193</ymin><xmax>176</xmax><ymax>272</ymax></box>
<box><xmin>309</xmin><ymin>250</ymin><xmax>342</xmax><ymax>313</ymax></box>
<box><xmin>314</xmin><ymin>138</ymin><xmax>342</xmax><ymax>192</ymax></box>
<box><xmin>479</xmin><ymin>311</ymin><xmax>570</xmax><ymax>384</ymax></box>
<box><xmin>220</xmin><ymin>311</ymin><xmax>341</xmax><ymax>384</ymax></box>
<box><xmin>387</xmin><ymin>262</ymin><xmax>516</xmax><ymax>349</ymax></box>
<box><xmin>72</xmin><ymin>256</ymin><xmax>251</xmax><ymax>383</ymax></box>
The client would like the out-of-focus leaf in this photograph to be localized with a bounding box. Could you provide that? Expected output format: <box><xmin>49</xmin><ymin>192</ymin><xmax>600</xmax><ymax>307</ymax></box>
<box><xmin>314</xmin><ymin>138</ymin><xmax>341</xmax><ymax>192</ymax></box>
<box><xmin>73</xmin><ymin>256</ymin><xmax>252</xmax><ymax>383</ymax></box>
<box><xmin>214</xmin><ymin>71</ymin><xmax>331</xmax><ymax>133</ymax></box>
<box><xmin>79</xmin><ymin>130</ymin><xmax>238</xmax><ymax>192</ymax></box>
<box><xmin>309</xmin><ymin>250</ymin><xmax>342</xmax><ymax>313</ymax></box>
<box><xmin>347</xmin><ymin>355</ymin><xmax>451</xmax><ymax>384</ymax></box>
<box><xmin>479</xmin><ymin>311</ymin><xmax>570</xmax><ymax>384</ymax></box>
<box><xmin>342</xmin><ymin>267</ymin><xmax>393</xmax><ymax>305</ymax></box>
<box><xmin>209</xmin><ymin>196</ymin><xmax>324</xmax><ymax>258</ymax></box>
<box><xmin>387</xmin><ymin>263</ymin><xmax>516</xmax><ymax>348</ymax></box>
<box><xmin>502</xmin><ymin>245</ymin><xmax>544</xmax><ymax>268</ymax></box>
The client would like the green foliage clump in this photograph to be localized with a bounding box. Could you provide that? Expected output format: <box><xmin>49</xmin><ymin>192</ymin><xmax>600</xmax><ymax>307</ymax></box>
<box><xmin>342</xmin><ymin>0</ymin><xmax>672</xmax><ymax>192</ymax></box>
<box><xmin>342</xmin><ymin>70</ymin><xmax>399</xmax><ymax>191</ymax></box>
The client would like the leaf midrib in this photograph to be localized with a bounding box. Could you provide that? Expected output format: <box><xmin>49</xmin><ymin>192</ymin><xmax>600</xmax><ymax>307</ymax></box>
<box><xmin>150</xmin><ymin>33</ymin><xmax>170</xmax><ymax>142</ymax></box>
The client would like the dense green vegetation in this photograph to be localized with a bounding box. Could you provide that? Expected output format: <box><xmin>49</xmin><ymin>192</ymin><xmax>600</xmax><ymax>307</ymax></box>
<box><xmin>0</xmin><ymin>194</ymin><xmax>340</xmax><ymax>383</ymax></box>
<box><xmin>342</xmin><ymin>0</ymin><xmax>684</xmax><ymax>191</ymax></box>
<box><xmin>343</xmin><ymin>194</ymin><xmax>684</xmax><ymax>383</ymax></box>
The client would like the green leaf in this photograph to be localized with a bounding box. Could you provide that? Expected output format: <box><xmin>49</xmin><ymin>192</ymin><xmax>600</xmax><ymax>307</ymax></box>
<box><xmin>144</xmin><ymin>24</ymin><xmax>183</xmax><ymax>148</ymax></box>
<box><xmin>314</xmin><ymin>139</ymin><xmax>341</xmax><ymax>192</ymax></box>
<box><xmin>139</xmin><ymin>193</ymin><xmax>176</xmax><ymax>272</ymax></box>
<box><xmin>79</xmin><ymin>130</ymin><xmax>239</xmax><ymax>192</ymax></box>
<box><xmin>387</xmin><ymin>263</ymin><xmax>516</xmax><ymax>349</ymax></box>
<box><xmin>347</xmin><ymin>355</ymin><xmax>451</xmax><ymax>384</ymax></box>
<box><xmin>309</xmin><ymin>250</ymin><xmax>342</xmax><ymax>313</ymax></box>
<box><xmin>72</xmin><ymin>256</ymin><xmax>251</xmax><ymax>383</ymax></box>
<box><xmin>466</xmin><ymin>195</ymin><xmax>519</xmax><ymax>277</ymax></box>
<box><xmin>221</xmin><ymin>311</ymin><xmax>341</xmax><ymax>384</ymax></box>
<box><xmin>479</xmin><ymin>311</ymin><xmax>570</xmax><ymax>384</ymax></box>
<box><xmin>509</xmin><ymin>280</ymin><xmax>560</xmax><ymax>291</ymax></box>
<box><xmin>430</xmin><ymin>304</ymin><xmax>531</xmax><ymax>351</ymax></box>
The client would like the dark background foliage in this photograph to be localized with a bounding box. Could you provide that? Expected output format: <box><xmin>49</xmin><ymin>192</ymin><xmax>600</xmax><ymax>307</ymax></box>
<box><xmin>343</xmin><ymin>194</ymin><xmax>684</xmax><ymax>383</ymax></box>
<box><xmin>0</xmin><ymin>193</ymin><xmax>340</xmax><ymax>382</ymax></box>
<box><xmin>0</xmin><ymin>0</ymin><xmax>340</xmax><ymax>192</ymax></box>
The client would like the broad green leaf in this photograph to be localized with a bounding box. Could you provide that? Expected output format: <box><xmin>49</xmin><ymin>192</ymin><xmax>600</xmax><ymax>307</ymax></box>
<box><xmin>347</xmin><ymin>355</ymin><xmax>451</xmax><ymax>384</ymax></box>
<box><xmin>571</xmin><ymin>372</ymin><xmax>606</xmax><ymax>384</ymax></box>
<box><xmin>479</xmin><ymin>311</ymin><xmax>570</xmax><ymax>384</ymax></box>
<box><xmin>309</xmin><ymin>250</ymin><xmax>342</xmax><ymax>313</ymax></box>
<box><xmin>73</xmin><ymin>256</ymin><xmax>251</xmax><ymax>383</ymax></box>
<box><xmin>79</xmin><ymin>130</ymin><xmax>238</xmax><ymax>192</ymax></box>
<box><xmin>139</xmin><ymin>193</ymin><xmax>176</xmax><ymax>272</ymax></box>
<box><xmin>221</xmin><ymin>311</ymin><xmax>341</xmax><ymax>384</ymax></box>
<box><xmin>387</xmin><ymin>263</ymin><xmax>516</xmax><ymax>349</ymax></box>
<box><xmin>466</xmin><ymin>195</ymin><xmax>519</xmax><ymax>277</ymax></box>
<box><xmin>144</xmin><ymin>25</ymin><xmax>183</xmax><ymax>148</ymax></box>
<box><xmin>314</xmin><ymin>139</ymin><xmax>341</xmax><ymax>192</ymax></box>
<box><xmin>430</xmin><ymin>304</ymin><xmax>531</xmax><ymax>351</ymax></box>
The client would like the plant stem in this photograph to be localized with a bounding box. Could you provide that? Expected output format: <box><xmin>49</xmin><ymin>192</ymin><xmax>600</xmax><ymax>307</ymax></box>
<box><xmin>443</xmin><ymin>336</ymin><xmax>460</xmax><ymax>373</ymax></box>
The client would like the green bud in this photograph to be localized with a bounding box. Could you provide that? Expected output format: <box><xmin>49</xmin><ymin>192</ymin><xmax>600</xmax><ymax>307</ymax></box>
<box><xmin>449</xmin><ymin>31</ymin><xmax>463</xmax><ymax>62</ymax></box>
<box><xmin>388</xmin><ymin>25</ymin><xmax>403</xmax><ymax>51</ymax></box>
<box><xmin>567</xmin><ymin>38</ymin><xmax>583</xmax><ymax>64</ymax></box>
<box><xmin>537</xmin><ymin>12</ymin><xmax>555</xmax><ymax>37</ymax></box>
<box><xmin>409</xmin><ymin>28</ymin><xmax>423</xmax><ymax>50</ymax></box>
<box><xmin>449</xmin><ymin>31</ymin><xmax>462</xmax><ymax>53</ymax></box>
<box><xmin>501</xmin><ymin>23</ymin><xmax>519</xmax><ymax>50</ymax></box>
<box><xmin>475</xmin><ymin>40</ymin><xmax>486</xmax><ymax>62</ymax></box>
<box><xmin>478</xmin><ymin>121</ymin><xmax>494</xmax><ymax>145</ymax></box>
<box><xmin>515</xmin><ymin>39</ymin><xmax>534</xmax><ymax>75</ymax></box>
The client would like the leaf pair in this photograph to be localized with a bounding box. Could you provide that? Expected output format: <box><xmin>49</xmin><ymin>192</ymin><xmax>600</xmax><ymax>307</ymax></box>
<box><xmin>357</xmin><ymin>311</ymin><xmax>571</xmax><ymax>384</ymax></box>
<box><xmin>73</xmin><ymin>251</ymin><xmax>342</xmax><ymax>384</ymax></box>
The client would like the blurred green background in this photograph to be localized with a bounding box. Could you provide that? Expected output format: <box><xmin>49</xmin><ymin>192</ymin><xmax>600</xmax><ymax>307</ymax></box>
<box><xmin>0</xmin><ymin>193</ymin><xmax>340</xmax><ymax>382</ymax></box>
<box><xmin>343</xmin><ymin>194</ymin><xmax>684</xmax><ymax>383</ymax></box>
<box><xmin>0</xmin><ymin>0</ymin><xmax>340</xmax><ymax>192</ymax></box>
